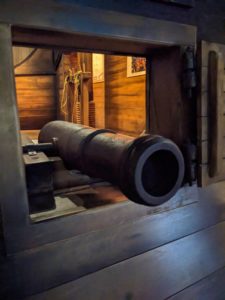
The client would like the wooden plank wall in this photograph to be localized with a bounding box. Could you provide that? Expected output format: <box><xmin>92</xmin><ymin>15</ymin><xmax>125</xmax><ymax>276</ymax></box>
<box><xmin>93</xmin><ymin>81</ymin><xmax>105</xmax><ymax>128</ymax></box>
<box><xmin>105</xmin><ymin>55</ymin><xmax>146</xmax><ymax>136</ymax></box>
<box><xmin>16</xmin><ymin>76</ymin><xmax>56</xmax><ymax>130</ymax></box>
<box><xmin>57</xmin><ymin>53</ymin><xmax>146</xmax><ymax>135</ymax></box>
<box><xmin>149</xmin><ymin>47</ymin><xmax>190</xmax><ymax>146</ymax></box>
<box><xmin>14</xmin><ymin>48</ymin><xmax>56</xmax><ymax>130</ymax></box>
<box><xmin>198</xmin><ymin>41</ymin><xmax>225</xmax><ymax>186</ymax></box>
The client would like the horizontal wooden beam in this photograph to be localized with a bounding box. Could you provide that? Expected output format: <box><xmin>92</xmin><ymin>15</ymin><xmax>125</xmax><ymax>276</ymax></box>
<box><xmin>1</xmin><ymin>1</ymin><xmax>196</xmax><ymax>48</ymax></box>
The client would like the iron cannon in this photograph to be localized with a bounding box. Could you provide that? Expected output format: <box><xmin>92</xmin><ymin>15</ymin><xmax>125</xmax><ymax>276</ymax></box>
<box><xmin>39</xmin><ymin>121</ymin><xmax>185</xmax><ymax>206</ymax></box>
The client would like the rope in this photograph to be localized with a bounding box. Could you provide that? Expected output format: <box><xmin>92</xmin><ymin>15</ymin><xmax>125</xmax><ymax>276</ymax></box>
<box><xmin>60</xmin><ymin>69</ymin><xmax>82</xmax><ymax>122</ymax></box>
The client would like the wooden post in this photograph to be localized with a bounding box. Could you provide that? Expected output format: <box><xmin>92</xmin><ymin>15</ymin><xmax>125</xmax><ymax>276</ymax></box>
<box><xmin>0</xmin><ymin>24</ymin><xmax>29</xmax><ymax>253</ymax></box>
<box><xmin>208</xmin><ymin>51</ymin><xmax>224</xmax><ymax>177</ymax></box>
<box><xmin>145</xmin><ymin>56</ymin><xmax>151</xmax><ymax>134</ymax></box>
<box><xmin>81</xmin><ymin>72</ymin><xmax>91</xmax><ymax>126</ymax></box>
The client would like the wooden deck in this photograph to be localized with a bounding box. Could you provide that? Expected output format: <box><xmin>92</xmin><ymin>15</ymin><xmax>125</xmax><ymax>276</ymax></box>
<box><xmin>22</xmin><ymin>182</ymin><xmax>225</xmax><ymax>300</ymax></box>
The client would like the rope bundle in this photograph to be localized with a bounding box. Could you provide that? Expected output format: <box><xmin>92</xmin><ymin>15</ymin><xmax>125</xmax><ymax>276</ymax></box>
<box><xmin>60</xmin><ymin>69</ymin><xmax>82</xmax><ymax>123</ymax></box>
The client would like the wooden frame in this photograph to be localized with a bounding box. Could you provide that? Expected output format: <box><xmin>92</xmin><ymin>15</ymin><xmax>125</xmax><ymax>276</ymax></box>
<box><xmin>197</xmin><ymin>41</ymin><xmax>225</xmax><ymax>186</ymax></box>
<box><xmin>0</xmin><ymin>2</ymin><xmax>196</xmax><ymax>255</ymax></box>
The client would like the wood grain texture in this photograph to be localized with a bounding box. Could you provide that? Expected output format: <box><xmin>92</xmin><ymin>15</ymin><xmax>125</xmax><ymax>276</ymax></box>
<box><xmin>197</xmin><ymin>41</ymin><xmax>225</xmax><ymax>186</ymax></box>
<box><xmin>150</xmin><ymin>47</ymin><xmax>189</xmax><ymax>146</ymax></box>
<box><xmin>16</xmin><ymin>75</ymin><xmax>56</xmax><ymax>130</ymax></box>
<box><xmin>93</xmin><ymin>81</ymin><xmax>105</xmax><ymax>128</ymax></box>
<box><xmin>0</xmin><ymin>24</ymin><xmax>30</xmax><ymax>254</ymax></box>
<box><xmin>14</xmin><ymin>48</ymin><xmax>54</xmax><ymax>75</ymax></box>
<box><xmin>27</xmin><ymin>220</ymin><xmax>225</xmax><ymax>300</ymax></box>
<box><xmin>13</xmin><ymin>47</ymin><xmax>57</xmax><ymax>130</ymax></box>
<box><xmin>6</xmin><ymin>1</ymin><xmax>196</xmax><ymax>48</ymax></box>
<box><xmin>208</xmin><ymin>51</ymin><xmax>224</xmax><ymax>177</ymax></box>
<box><xmin>105</xmin><ymin>55</ymin><xmax>146</xmax><ymax>135</ymax></box>
<box><xmin>169</xmin><ymin>266</ymin><xmax>225</xmax><ymax>300</ymax></box>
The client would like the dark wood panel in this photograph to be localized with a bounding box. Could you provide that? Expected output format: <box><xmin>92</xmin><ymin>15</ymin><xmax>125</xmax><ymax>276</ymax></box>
<box><xmin>197</xmin><ymin>41</ymin><xmax>225</xmax><ymax>186</ymax></box>
<box><xmin>150</xmin><ymin>47</ymin><xmax>190</xmax><ymax>146</ymax></box>
<box><xmin>19</xmin><ymin>116</ymin><xmax>56</xmax><ymax>130</ymax></box>
<box><xmin>19</xmin><ymin>108</ymin><xmax>56</xmax><ymax>116</ymax></box>
<box><xmin>105</xmin><ymin>55</ymin><xmax>146</xmax><ymax>135</ymax></box>
<box><xmin>152</xmin><ymin>0</ymin><xmax>195</xmax><ymax>7</ymax></box>
<box><xmin>0</xmin><ymin>23</ymin><xmax>30</xmax><ymax>255</ymax></box>
<box><xmin>4</xmin><ymin>183</ymin><xmax>225</xmax><ymax>298</ymax></box>
<box><xmin>169</xmin><ymin>266</ymin><xmax>225</xmax><ymax>300</ymax></box>
<box><xmin>7</xmin><ymin>2</ymin><xmax>196</xmax><ymax>51</ymax></box>
<box><xmin>28</xmin><ymin>220</ymin><xmax>225</xmax><ymax>300</ymax></box>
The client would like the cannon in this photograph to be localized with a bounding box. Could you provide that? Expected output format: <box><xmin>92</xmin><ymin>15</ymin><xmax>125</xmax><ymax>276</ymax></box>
<box><xmin>39</xmin><ymin>121</ymin><xmax>185</xmax><ymax>206</ymax></box>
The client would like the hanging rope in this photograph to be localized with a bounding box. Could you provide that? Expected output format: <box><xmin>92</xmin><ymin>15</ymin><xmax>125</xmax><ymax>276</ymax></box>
<box><xmin>60</xmin><ymin>69</ymin><xmax>82</xmax><ymax>122</ymax></box>
<box><xmin>72</xmin><ymin>70</ymin><xmax>82</xmax><ymax>123</ymax></box>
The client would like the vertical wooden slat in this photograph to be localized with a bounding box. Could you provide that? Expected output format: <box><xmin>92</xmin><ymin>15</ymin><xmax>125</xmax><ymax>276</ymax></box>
<box><xmin>145</xmin><ymin>56</ymin><xmax>151</xmax><ymax>133</ymax></box>
<box><xmin>208</xmin><ymin>51</ymin><xmax>224</xmax><ymax>177</ymax></box>
<box><xmin>0</xmin><ymin>24</ymin><xmax>29</xmax><ymax>253</ymax></box>
<box><xmin>81</xmin><ymin>74</ymin><xmax>91</xmax><ymax>126</ymax></box>
<box><xmin>197</xmin><ymin>41</ymin><xmax>225</xmax><ymax>186</ymax></box>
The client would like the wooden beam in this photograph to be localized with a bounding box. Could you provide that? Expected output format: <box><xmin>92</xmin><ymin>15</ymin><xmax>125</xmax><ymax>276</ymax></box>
<box><xmin>0</xmin><ymin>24</ymin><xmax>29</xmax><ymax>252</ymax></box>
<box><xmin>0</xmin><ymin>2</ymin><xmax>196</xmax><ymax>48</ymax></box>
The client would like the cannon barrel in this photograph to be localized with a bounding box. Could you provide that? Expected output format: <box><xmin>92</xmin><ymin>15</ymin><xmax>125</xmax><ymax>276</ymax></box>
<box><xmin>39</xmin><ymin>121</ymin><xmax>184</xmax><ymax>206</ymax></box>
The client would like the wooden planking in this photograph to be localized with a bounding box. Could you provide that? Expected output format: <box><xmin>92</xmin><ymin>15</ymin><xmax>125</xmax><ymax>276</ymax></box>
<box><xmin>105</xmin><ymin>55</ymin><xmax>146</xmax><ymax>135</ymax></box>
<box><xmin>56</xmin><ymin>55</ymin><xmax>64</xmax><ymax>119</ymax></box>
<box><xmin>0</xmin><ymin>185</ymin><xmax>199</xmax><ymax>298</ymax></box>
<box><xmin>3</xmin><ymin>182</ymin><xmax>225</xmax><ymax>298</ymax></box>
<box><xmin>198</xmin><ymin>115</ymin><xmax>225</xmax><ymax>143</ymax></box>
<box><xmin>197</xmin><ymin>41</ymin><xmax>225</xmax><ymax>186</ymax></box>
<box><xmin>8</xmin><ymin>183</ymin><xmax>195</xmax><ymax>253</ymax></box>
<box><xmin>58</xmin><ymin>53</ymin><xmax>145</xmax><ymax>132</ymax></box>
<box><xmin>169</xmin><ymin>266</ymin><xmax>225</xmax><ymax>300</ymax></box>
<box><xmin>16</xmin><ymin>75</ymin><xmax>55</xmax><ymax>90</ymax></box>
<box><xmin>16</xmin><ymin>75</ymin><xmax>56</xmax><ymax>130</ymax></box>
<box><xmin>4</xmin><ymin>181</ymin><xmax>225</xmax><ymax>298</ymax></box>
<box><xmin>28</xmin><ymin>220</ymin><xmax>225</xmax><ymax>300</ymax></box>
<box><xmin>201</xmin><ymin>137</ymin><xmax>225</xmax><ymax>164</ymax></box>
<box><xmin>150</xmin><ymin>47</ymin><xmax>189</xmax><ymax>146</ymax></box>
<box><xmin>207</xmin><ymin>51</ymin><xmax>224</xmax><ymax>177</ymax></box>
<box><xmin>14</xmin><ymin>47</ymin><xmax>57</xmax><ymax>130</ymax></box>
<box><xmin>93</xmin><ymin>81</ymin><xmax>105</xmax><ymax>128</ymax></box>
<box><xmin>14</xmin><ymin>48</ymin><xmax>55</xmax><ymax>75</ymax></box>
<box><xmin>200</xmin><ymin>164</ymin><xmax>225</xmax><ymax>186</ymax></box>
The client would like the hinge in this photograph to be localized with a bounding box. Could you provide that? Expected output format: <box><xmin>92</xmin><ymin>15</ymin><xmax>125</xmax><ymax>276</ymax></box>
<box><xmin>182</xmin><ymin>47</ymin><xmax>197</xmax><ymax>99</ymax></box>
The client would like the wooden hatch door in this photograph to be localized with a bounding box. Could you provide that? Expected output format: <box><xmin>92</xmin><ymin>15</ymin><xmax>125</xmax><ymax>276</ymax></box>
<box><xmin>198</xmin><ymin>41</ymin><xmax>225</xmax><ymax>186</ymax></box>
